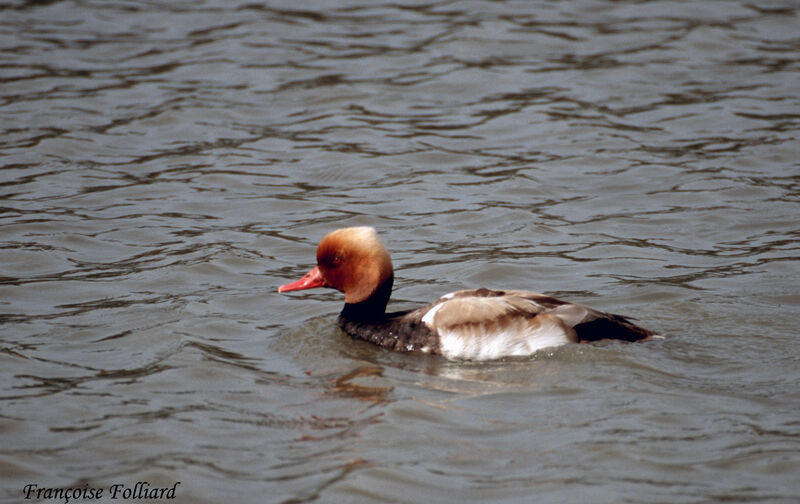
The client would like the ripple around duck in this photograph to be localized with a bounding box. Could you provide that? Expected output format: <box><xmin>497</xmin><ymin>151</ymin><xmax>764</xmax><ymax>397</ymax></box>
<box><xmin>1</xmin><ymin>0</ymin><xmax>799</xmax><ymax>502</ymax></box>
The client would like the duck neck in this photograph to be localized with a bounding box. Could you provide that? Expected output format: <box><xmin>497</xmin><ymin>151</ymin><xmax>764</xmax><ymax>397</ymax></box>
<box><xmin>340</xmin><ymin>274</ymin><xmax>393</xmax><ymax>322</ymax></box>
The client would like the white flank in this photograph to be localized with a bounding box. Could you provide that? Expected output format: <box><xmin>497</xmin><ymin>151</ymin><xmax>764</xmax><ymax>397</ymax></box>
<box><xmin>437</xmin><ymin>317</ymin><xmax>572</xmax><ymax>361</ymax></box>
<box><xmin>421</xmin><ymin>302</ymin><xmax>445</xmax><ymax>326</ymax></box>
<box><xmin>420</xmin><ymin>292</ymin><xmax>580</xmax><ymax>360</ymax></box>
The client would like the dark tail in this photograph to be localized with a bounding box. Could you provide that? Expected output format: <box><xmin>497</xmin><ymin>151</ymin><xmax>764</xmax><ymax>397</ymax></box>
<box><xmin>573</xmin><ymin>314</ymin><xmax>660</xmax><ymax>343</ymax></box>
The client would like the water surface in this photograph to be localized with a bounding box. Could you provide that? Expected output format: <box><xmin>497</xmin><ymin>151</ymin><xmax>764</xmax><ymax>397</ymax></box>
<box><xmin>1</xmin><ymin>1</ymin><xmax>799</xmax><ymax>503</ymax></box>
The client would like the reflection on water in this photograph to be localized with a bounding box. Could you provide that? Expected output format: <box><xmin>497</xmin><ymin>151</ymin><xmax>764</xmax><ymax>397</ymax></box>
<box><xmin>1</xmin><ymin>0</ymin><xmax>799</xmax><ymax>502</ymax></box>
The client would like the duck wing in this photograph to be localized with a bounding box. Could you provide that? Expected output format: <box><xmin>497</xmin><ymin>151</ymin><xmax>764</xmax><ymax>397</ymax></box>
<box><xmin>416</xmin><ymin>289</ymin><xmax>655</xmax><ymax>360</ymax></box>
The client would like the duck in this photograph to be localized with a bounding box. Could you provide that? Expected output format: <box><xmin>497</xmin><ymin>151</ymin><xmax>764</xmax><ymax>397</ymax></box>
<box><xmin>278</xmin><ymin>226</ymin><xmax>660</xmax><ymax>360</ymax></box>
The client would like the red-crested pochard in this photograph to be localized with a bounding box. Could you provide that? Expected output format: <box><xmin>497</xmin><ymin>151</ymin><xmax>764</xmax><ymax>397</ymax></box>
<box><xmin>279</xmin><ymin>227</ymin><xmax>660</xmax><ymax>360</ymax></box>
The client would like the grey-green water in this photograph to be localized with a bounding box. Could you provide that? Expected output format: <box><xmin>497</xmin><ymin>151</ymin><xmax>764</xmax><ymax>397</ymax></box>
<box><xmin>1</xmin><ymin>1</ymin><xmax>799</xmax><ymax>503</ymax></box>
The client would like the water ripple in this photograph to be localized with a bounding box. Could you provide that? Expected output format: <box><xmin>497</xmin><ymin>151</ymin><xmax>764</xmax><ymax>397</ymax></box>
<box><xmin>1</xmin><ymin>0</ymin><xmax>799</xmax><ymax>502</ymax></box>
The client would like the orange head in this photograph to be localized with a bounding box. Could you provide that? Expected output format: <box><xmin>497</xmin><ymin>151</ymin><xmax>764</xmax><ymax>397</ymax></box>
<box><xmin>279</xmin><ymin>227</ymin><xmax>394</xmax><ymax>305</ymax></box>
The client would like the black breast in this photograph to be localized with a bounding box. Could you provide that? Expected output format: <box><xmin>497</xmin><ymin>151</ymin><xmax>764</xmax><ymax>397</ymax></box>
<box><xmin>337</xmin><ymin>307</ymin><xmax>441</xmax><ymax>354</ymax></box>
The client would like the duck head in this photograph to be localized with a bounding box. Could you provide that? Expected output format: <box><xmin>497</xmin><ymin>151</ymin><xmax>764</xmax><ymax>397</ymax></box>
<box><xmin>278</xmin><ymin>227</ymin><xmax>394</xmax><ymax>308</ymax></box>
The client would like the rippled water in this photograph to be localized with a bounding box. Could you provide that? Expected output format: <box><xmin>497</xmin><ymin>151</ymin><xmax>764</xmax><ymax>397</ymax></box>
<box><xmin>2</xmin><ymin>0</ymin><xmax>799</xmax><ymax>502</ymax></box>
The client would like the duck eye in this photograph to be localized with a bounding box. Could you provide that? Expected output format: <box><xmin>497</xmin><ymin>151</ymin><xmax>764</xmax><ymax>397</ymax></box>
<box><xmin>333</xmin><ymin>256</ymin><xmax>342</xmax><ymax>264</ymax></box>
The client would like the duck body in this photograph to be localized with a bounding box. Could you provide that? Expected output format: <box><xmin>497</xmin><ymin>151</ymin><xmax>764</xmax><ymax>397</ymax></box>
<box><xmin>279</xmin><ymin>227</ymin><xmax>659</xmax><ymax>361</ymax></box>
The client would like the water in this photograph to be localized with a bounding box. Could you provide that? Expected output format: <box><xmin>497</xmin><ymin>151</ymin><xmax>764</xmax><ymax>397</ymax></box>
<box><xmin>1</xmin><ymin>0</ymin><xmax>799</xmax><ymax>502</ymax></box>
